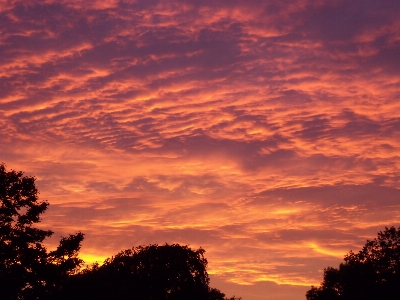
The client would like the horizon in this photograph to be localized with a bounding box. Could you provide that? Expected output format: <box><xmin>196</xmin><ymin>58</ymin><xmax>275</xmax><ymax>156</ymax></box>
<box><xmin>1</xmin><ymin>1</ymin><xmax>400</xmax><ymax>299</ymax></box>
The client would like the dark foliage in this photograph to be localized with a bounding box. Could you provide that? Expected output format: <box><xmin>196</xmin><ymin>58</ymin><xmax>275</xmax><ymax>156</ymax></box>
<box><xmin>306</xmin><ymin>226</ymin><xmax>400</xmax><ymax>300</ymax></box>
<box><xmin>0</xmin><ymin>164</ymin><xmax>240</xmax><ymax>299</ymax></box>
<box><xmin>61</xmin><ymin>243</ymin><xmax>240</xmax><ymax>300</ymax></box>
<box><xmin>0</xmin><ymin>164</ymin><xmax>84</xmax><ymax>300</ymax></box>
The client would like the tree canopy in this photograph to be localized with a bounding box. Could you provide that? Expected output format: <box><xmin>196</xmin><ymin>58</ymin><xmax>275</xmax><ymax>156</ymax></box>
<box><xmin>61</xmin><ymin>243</ymin><xmax>239</xmax><ymax>300</ymax></box>
<box><xmin>306</xmin><ymin>226</ymin><xmax>400</xmax><ymax>300</ymax></box>
<box><xmin>0</xmin><ymin>164</ymin><xmax>241</xmax><ymax>300</ymax></box>
<box><xmin>0</xmin><ymin>163</ymin><xmax>84</xmax><ymax>299</ymax></box>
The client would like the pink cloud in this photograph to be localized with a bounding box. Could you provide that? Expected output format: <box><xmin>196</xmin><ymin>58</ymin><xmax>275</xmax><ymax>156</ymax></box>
<box><xmin>2</xmin><ymin>1</ymin><xmax>400</xmax><ymax>299</ymax></box>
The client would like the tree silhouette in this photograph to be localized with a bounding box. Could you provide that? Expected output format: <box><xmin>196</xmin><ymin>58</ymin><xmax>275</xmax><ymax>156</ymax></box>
<box><xmin>61</xmin><ymin>244</ymin><xmax>241</xmax><ymax>300</ymax></box>
<box><xmin>306</xmin><ymin>226</ymin><xmax>400</xmax><ymax>300</ymax></box>
<box><xmin>0</xmin><ymin>164</ymin><xmax>84</xmax><ymax>300</ymax></box>
<box><xmin>1</xmin><ymin>164</ymin><xmax>241</xmax><ymax>299</ymax></box>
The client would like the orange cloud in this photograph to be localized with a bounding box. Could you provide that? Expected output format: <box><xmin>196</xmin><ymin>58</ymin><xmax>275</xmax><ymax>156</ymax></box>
<box><xmin>2</xmin><ymin>1</ymin><xmax>400</xmax><ymax>299</ymax></box>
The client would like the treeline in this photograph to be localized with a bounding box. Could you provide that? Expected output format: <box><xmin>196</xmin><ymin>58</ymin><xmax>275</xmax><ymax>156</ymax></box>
<box><xmin>2</xmin><ymin>164</ymin><xmax>400</xmax><ymax>299</ymax></box>
<box><xmin>0</xmin><ymin>164</ymin><xmax>240</xmax><ymax>300</ymax></box>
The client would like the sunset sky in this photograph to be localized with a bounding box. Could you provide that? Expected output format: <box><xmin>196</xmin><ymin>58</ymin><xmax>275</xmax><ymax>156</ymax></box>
<box><xmin>1</xmin><ymin>1</ymin><xmax>400</xmax><ymax>299</ymax></box>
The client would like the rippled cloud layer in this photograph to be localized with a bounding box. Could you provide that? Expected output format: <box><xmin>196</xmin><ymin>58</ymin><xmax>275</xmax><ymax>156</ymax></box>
<box><xmin>1</xmin><ymin>1</ymin><xmax>400</xmax><ymax>299</ymax></box>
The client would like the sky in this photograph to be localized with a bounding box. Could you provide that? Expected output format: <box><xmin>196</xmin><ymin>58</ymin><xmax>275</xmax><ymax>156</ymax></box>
<box><xmin>1</xmin><ymin>0</ymin><xmax>400</xmax><ymax>299</ymax></box>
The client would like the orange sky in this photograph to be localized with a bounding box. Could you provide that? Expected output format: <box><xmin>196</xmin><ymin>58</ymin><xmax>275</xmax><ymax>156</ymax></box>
<box><xmin>1</xmin><ymin>1</ymin><xmax>400</xmax><ymax>299</ymax></box>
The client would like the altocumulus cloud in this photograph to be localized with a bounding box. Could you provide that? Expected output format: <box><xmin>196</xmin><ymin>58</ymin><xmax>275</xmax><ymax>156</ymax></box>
<box><xmin>1</xmin><ymin>1</ymin><xmax>400</xmax><ymax>299</ymax></box>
